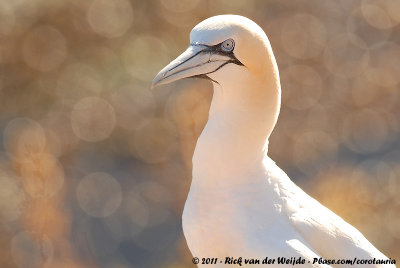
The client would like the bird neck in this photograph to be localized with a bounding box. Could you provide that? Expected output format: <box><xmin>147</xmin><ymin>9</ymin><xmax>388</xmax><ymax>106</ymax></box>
<box><xmin>192</xmin><ymin>66</ymin><xmax>281</xmax><ymax>188</ymax></box>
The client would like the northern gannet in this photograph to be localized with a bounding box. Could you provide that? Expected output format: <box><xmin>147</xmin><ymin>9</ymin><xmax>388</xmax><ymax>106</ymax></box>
<box><xmin>152</xmin><ymin>15</ymin><xmax>394</xmax><ymax>267</ymax></box>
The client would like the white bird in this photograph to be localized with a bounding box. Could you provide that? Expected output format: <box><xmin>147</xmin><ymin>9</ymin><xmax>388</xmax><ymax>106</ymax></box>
<box><xmin>152</xmin><ymin>15</ymin><xmax>395</xmax><ymax>267</ymax></box>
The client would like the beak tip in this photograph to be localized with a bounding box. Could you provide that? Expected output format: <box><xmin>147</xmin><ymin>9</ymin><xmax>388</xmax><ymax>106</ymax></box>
<box><xmin>151</xmin><ymin>45</ymin><xmax>213</xmax><ymax>90</ymax></box>
<box><xmin>151</xmin><ymin>74</ymin><xmax>163</xmax><ymax>89</ymax></box>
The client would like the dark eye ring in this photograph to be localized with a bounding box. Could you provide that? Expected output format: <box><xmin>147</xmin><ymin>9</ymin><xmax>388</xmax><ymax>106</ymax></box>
<box><xmin>221</xmin><ymin>39</ymin><xmax>235</xmax><ymax>52</ymax></box>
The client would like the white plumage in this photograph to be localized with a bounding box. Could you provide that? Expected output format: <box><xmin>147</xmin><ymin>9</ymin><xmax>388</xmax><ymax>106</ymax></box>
<box><xmin>153</xmin><ymin>15</ymin><xmax>394</xmax><ymax>267</ymax></box>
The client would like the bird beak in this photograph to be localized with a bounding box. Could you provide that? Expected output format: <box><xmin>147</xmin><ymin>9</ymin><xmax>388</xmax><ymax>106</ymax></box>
<box><xmin>152</xmin><ymin>45</ymin><xmax>231</xmax><ymax>88</ymax></box>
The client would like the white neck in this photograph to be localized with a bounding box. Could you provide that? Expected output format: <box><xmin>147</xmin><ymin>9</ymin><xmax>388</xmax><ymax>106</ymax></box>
<box><xmin>192</xmin><ymin>63</ymin><xmax>281</xmax><ymax>189</ymax></box>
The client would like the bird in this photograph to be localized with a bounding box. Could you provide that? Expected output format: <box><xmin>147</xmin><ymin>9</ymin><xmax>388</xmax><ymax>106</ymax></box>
<box><xmin>152</xmin><ymin>15</ymin><xmax>395</xmax><ymax>267</ymax></box>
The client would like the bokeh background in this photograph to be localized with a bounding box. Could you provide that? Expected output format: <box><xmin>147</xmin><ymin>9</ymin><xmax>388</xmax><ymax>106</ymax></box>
<box><xmin>0</xmin><ymin>0</ymin><xmax>399</xmax><ymax>267</ymax></box>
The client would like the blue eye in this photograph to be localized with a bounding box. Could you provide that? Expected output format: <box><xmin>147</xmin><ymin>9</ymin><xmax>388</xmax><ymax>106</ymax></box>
<box><xmin>221</xmin><ymin>39</ymin><xmax>235</xmax><ymax>52</ymax></box>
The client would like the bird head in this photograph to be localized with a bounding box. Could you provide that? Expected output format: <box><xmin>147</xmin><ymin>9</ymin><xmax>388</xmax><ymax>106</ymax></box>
<box><xmin>152</xmin><ymin>15</ymin><xmax>275</xmax><ymax>88</ymax></box>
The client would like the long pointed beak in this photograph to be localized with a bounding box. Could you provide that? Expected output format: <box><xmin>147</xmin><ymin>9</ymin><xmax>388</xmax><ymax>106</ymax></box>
<box><xmin>152</xmin><ymin>45</ymin><xmax>231</xmax><ymax>88</ymax></box>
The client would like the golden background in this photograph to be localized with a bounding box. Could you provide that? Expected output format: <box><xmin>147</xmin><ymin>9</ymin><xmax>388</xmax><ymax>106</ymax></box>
<box><xmin>0</xmin><ymin>0</ymin><xmax>399</xmax><ymax>267</ymax></box>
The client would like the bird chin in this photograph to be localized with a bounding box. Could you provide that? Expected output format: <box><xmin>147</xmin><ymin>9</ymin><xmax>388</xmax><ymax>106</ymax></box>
<box><xmin>189</xmin><ymin>74</ymin><xmax>218</xmax><ymax>83</ymax></box>
<box><xmin>204</xmin><ymin>62</ymin><xmax>243</xmax><ymax>87</ymax></box>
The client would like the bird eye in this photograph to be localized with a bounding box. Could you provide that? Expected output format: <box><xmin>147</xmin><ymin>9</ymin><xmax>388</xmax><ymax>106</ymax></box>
<box><xmin>221</xmin><ymin>39</ymin><xmax>235</xmax><ymax>52</ymax></box>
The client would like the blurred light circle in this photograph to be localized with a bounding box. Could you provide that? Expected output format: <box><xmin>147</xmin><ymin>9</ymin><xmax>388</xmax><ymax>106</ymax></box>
<box><xmin>384</xmin><ymin>208</ymin><xmax>400</xmax><ymax>239</ymax></box>
<box><xmin>281</xmin><ymin>65</ymin><xmax>322</xmax><ymax>110</ymax></box>
<box><xmin>77</xmin><ymin>172</ymin><xmax>122</xmax><ymax>218</ymax></box>
<box><xmin>111</xmin><ymin>85</ymin><xmax>156</xmax><ymax>131</ymax></box>
<box><xmin>382</xmin><ymin>0</ymin><xmax>400</xmax><ymax>24</ymax></box>
<box><xmin>125</xmin><ymin>193</ymin><xmax>150</xmax><ymax>235</ymax></box>
<box><xmin>364</xmin><ymin>42</ymin><xmax>400</xmax><ymax>88</ymax></box>
<box><xmin>57</xmin><ymin>63</ymin><xmax>104</xmax><ymax>101</ymax></box>
<box><xmin>22</xmin><ymin>25</ymin><xmax>67</xmax><ymax>72</ymax></box>
<box><xmin>323</xmin><ymin>33</ymin><xmax>369</xmax><ymax>78</ymax></box>
<box><xmin>122</xmin><ymin>35</ymin><xmax>169</xmax><ymax>82</ymax></box>
<box><xmin>305</xmin><ymin>105</ymin><xmax>328</xmax><ymax>131</ymax></box>
<box><xmin>105</xmin><ymin>264</ymin><xmax>130</xmax><ymax>268</ymax></box>
<box><xmin>104</xmin><ymin>192</ymin><xmax>150</xmax><ymax>239</ymax></box>
<box><xmin>357</xmin><ymin>160</ymin><xmax>391</xmax><ymax>184</ymax></box>
<box><xmin>87</xmin><ymin>0</ymin><xmax>133</xmax><ymax>38</ymax></box>
<box><xmin>341</xmin><ymin>109</ymin><xmax>388</xmax><ymax>153</ymax></box>
<box><xmin>21</xmin><ymin>197</ymin><xmax>69</xmax><ymax>239</ymax></box>
<box><xmin>161</xmin><ymin>9</ymin><xmax>199</xmax><ymax>29</ymax></box>
<box><xmin>0</xmin><ymin>156</ymin><xmax>25</xmax><ymax>222</ymax></box>
<box><xmin>277</xmin><ymin>109</ymin><xmax>304</xmax><ymax>139</ymax></box>
<box><xmin>350</xmin><ymin>77</ymin><xmax>378</xmax><ymax>107</ymax></box>
<box><xmin>208</xmin><ymin>0</ymin><xmax>255</xmax><ymax>13</ymax></box>
<box><xmin>0</xmin><ymin>2</ymin><xmax>16</xmax><ymax>36</ymax></box>
<box><xmin>165</xmin><ymin>80</ymin><xmax>212</xmax><ymax>139</ymax></box>
<box><xmin>3</xmin><ymin>118</ymin><xmax>47</xmax><ymax>159</ymax></box>
<box><xmin>11</xmin><ymin>232</ymin><xmax>53</xmax><ymax>268</ymax></box>
<box><xmin>356</xmin><ymin>160</ymin><xmax>393</xmax><ymax>205</ymax></box>
<box><xmin>131</xmin><ymin>181</ymin><xmax>172</xmax><ymax>206</ymax></box>
<box><xmin>338</xmin><ymin>0</ymin><xmax>360</xmax><ymax>10</ymax></box>
<box><xmin>361</xmin><ymin>3</ymin><xmax>393</xmax><ymax>29</ymax></box>
<box><xmin>132</xmin><ymin>118</ymin><xmax>179</xmax><ymax>164</ymax></box>
<box><xmin>141</xmin><ymin>181</ymin><xmax>172</xmax><ymax>204</ymax></box>
<box><xmin>347</xmin><ymin>6</ymin><xmax>391</xmax><ymax>48</ymax></box>
<box><xmin>309</xmin><ymin>167</ymin><xmax>374</xmax><ymax>226</ymax></box>
<box><xmin>103</xmin><ymin>213</ymin><xmax>132</xmax><ymax>241</ymax></box>
<box><xmin>331</xmin><ymin>76</ymin><xmax>351</xmax><ymax>102</ymax></box>
<box><xmin>71</xmin><ymin>97</ymin><xmax>116</xmax><ymax>142</ymax></box>
<box><xmin>11</xmin><ymin>232</ymin><xmax>41</xmax><ymax>267</ymax></box>
<box><xmin>160</xmin><ymin>0</ymin><xmax>200</xmax><ymax>12</ymax></box>
<box><xmin>293</xmin><ymin>131</ymin><xmax>337</xmax><ymax>172</ymax></box>
<box><xmin>86</xmin><ymin>219</ymin><xmax>122</xmax><ymax>256</ymax></box>
<box><xmin>350</xmin><ymin>168</ymin><xmax>376</xmax><ymax>203</ymax></box>
<box><xmin>40</xmin><ymin>128</ymin><xmax>62</xmax><ymax>158</ymax></box>
<box><xmin>80</xmin><ymin>45</ymin><xmax>120</xmax><ymax>75</ymax></box>
<box><xmin>19</xmin><ymin>153</ymin><xmax>64</xmax><ymax>198</ymax></box>
<box><xmin>281</xmin><ymin>14</ymin><xmax>327</xmax><ymax>59</ymax></box>
<box><xmin>41</xmin><ymin>105</ymin><xmax>80</xmax><ymax>155</ymax></box>
<box><xmin>132</xmin><ymin>215</ymin><xmax>179</xmax><ymax>251</ymax></box>
<box><xmin>264</xmin><ymin>18</ymin><xmax>293</xmax><ymax>68</ymax></box>
<box><xmin>145</xmin><ymin>203</ymin><xmax>172</xmax><ymax>228</ymax></box>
